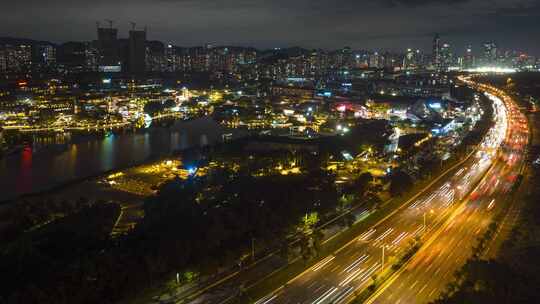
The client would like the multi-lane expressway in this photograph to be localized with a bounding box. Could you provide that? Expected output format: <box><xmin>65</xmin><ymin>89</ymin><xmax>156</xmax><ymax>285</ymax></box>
<box><xmin>254</xmin><ymin>78</ymin><xmax>528</xmax><ymax>304</ymax></box>
<box><xmin>365</xmin><ymin>79</ymin><xmax>528</xmax><ymax>304</ymax></box>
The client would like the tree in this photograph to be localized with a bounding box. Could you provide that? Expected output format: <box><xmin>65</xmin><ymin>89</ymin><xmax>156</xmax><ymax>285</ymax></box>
<box><xmin>337</xmin><ymin>194</ymin><xmax>355</xmax><ymax>212</ymax></box>
<box><xmin>144</xmin><ymin>101</ymin><xmax>165</xmax><ymax>115</ymax></box>
<box><xmin>367</xmin><ymin>274</ymin><xmax>378</xmax><ymax>292</ymax></box>
<box><xmin>278</xmin><ymin>239</ymin><xmax>290</xmax><ymax>262</ymax></box>
<box><xmin>389</xmin><ymin>170</ymin><xmax>413</xmax><ymax>197</ymax></box>
<box><xmin>299</xmin><ymin>236</ymin><xmax>311</xmax><ymax>264</ymax></box>
<box><xmin>341</xmin><ymin>212</ymin><xmax>356</xmax><ymax>228</ymax></box>
<box><xmin>312</xmin><ymin>229</ymin><xmax>324</xmax><ymax>257</ymax></box>
<box><xmin>354</xmin><ymin>172</ymin><xmax>374</xmax><ymax>196</ymax></box>
<box><xmin>298</xmin><ymin>212</ymin><xmax>319</xmax><ymax>235</ymax></box>
<box><xmin>414</xmin><ymin>155</ymin><xmax>436</xmax><ymax>178</ymax></box>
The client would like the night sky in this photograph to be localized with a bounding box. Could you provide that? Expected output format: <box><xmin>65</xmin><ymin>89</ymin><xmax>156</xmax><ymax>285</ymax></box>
<box><xmin>3</xmin><ymin>0</ymin><xmax>540</xmax><ymax>54</ymax></box>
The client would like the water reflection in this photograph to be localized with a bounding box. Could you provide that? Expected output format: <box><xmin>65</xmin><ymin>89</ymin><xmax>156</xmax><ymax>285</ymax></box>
<box><xmin>16</xmin><ymin>147</ymin><xmax>33</xmax><ymax>195</ymax></box>
<box><xmin>0</xmin><ymin>118</ymin><xmax>245</xmax><ymax>201</ymax></box>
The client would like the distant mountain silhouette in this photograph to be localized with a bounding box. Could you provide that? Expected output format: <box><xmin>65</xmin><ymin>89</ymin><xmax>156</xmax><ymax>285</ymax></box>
<box><xmin>0</xmin><ymin>37</ymin><xmax>55</xmax><ymax>46</ymax></box>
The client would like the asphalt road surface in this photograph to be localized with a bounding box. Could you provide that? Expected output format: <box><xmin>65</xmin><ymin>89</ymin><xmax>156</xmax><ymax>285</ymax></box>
<box><xmin>366</xmin><ymin>81</ymin><xmax>528</xmax><ymax>304</ymax></box>
<box><xmin>254</xmin><ymin>80</ymin><xmax>527</xmax><ymax>304</ymax></box>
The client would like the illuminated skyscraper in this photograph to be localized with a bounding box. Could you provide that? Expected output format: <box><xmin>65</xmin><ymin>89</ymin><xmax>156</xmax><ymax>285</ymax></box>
<box><xmin>164</xmin><ymin>43</ymin><xmax>174</xmax><ymax>72</ymax></box>
<box><xmin>84</xmin><ymin>42</ymin><xmax>99</xmax><ymax>72</ymax></box>
<box><xmin>369</xmin><ymin>52</ymin><xmax>381</xmax><ymax>68</ymax></box>
<box><xmin>483</xmin><ymin>42</ymin><xmax>497</xmax><ymax>65</ymax></box>
<box><xmin>34</xmin><ymin>44</ymin><xmax>56</xmax><ymax>68</ymax></box>
<box><xmin>463</xmin><ymin>45</ymin><xmax>474</xmax><ymax>69</ymax></box>
<box><xmin>0</xmin><ymin>44</ymin><xmax>32</xmax><ymax>73</ymax></box>
<box><xmin>403</xmin><ymin>48</ymin><xmax>415</xmax><ymax>70</ymax></box>
<box><xmin>403</xmin><ymin>48</ymin><xmax>422</xmax><ymax>70</ymax></box>
<box><xmin>440</xmin><ymin>43</ymin><xmax>452</xmax><ymax>71</ymax></box>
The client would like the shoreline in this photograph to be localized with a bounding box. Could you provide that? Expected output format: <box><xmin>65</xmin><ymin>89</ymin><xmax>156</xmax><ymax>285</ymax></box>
<box><xmin>0</xmin><ymin>118</ymin><xmax>248</xmax><ymax>205</ymax></box>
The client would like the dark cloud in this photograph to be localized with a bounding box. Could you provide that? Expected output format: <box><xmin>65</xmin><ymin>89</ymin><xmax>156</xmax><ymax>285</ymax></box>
<box><xmin>384</xmin><ymin>0</ymin><xmax>470</xmax><ymax>7</ymax></box>
<box><xmin>493</xmin><ymin>1</ymin><xmax>540</xmax><ymax>17</ymax></box>
<box><xmin>0</xmin><ymin>0</ymin><xmax>538</xmax><ymax>54</ymax></box>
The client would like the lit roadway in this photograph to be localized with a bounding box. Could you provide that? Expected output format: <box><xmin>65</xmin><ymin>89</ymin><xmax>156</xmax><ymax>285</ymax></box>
<box><xmin>254</xmin><ymin>78</ymin><xmax>527</xmax><ymax>304</ymax></box>
<box><xmin>366</xmin><ymin>79</ymin><xmax>528</xmax><ymax>304</ymax></box>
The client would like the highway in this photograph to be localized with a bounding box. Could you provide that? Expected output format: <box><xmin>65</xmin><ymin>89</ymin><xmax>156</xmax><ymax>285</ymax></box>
<box><xmin>253</xmin><ymin>79</ymin><xmax>526</xmax><ymax>304</ymax></box>
<box><xmin>364</xmin><ymin>79</ymin><xmax>529</xmax><ymax>304</ymax></box>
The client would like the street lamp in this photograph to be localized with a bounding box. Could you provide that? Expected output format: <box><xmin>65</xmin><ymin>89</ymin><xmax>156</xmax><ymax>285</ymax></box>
<box><xmin>381</xmin><ymin>245</ymin><xmax>386</xmax><ymax>271</ymax></box>
<box><xmin>423</xmin><ymin>209</ymin><xmax>435</xmax><ymax>231</ymax></box>
<box><xmin>251</xmin><ymin>237</ymin><xmax>255</xmax><ymax>262</ymax></box>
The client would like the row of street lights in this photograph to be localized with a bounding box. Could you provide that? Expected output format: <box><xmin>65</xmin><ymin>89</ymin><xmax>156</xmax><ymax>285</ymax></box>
<box><xmin>381</xmin><ymin>208</ymin><xmax>434</xmax><ymax>271</ymax></box>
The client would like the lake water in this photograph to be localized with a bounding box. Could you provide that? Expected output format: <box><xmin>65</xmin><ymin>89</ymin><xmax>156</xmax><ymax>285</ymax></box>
<box><xmin>0</xmin><ymin>117</ymin><xmax>245</xmax><ymax>201</ymax></box>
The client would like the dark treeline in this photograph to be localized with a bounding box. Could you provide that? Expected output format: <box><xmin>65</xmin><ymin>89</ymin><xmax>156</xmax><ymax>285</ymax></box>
<box><xmin>0</xmin><ymin>202</ymin><xmax>120</xmax><ymax>303</ymax></box>
<box><xmin>0</xmin><ymin>162</ymin><xmax>343</xmax><ymax>304</ymax></box>
<box><xmin>0</xmin><ymin>115</ymin><xmax>390</xmax><ymax>303</ymax></box>
<box><xmin>139</xmin><ymin>164</ymin><xmax>338</xmax><ymax>275</ymax></box>
<box><xmin>0</xmin><ymin>197</ymin><xmax>98</xmax><ymax>243</ymax></box>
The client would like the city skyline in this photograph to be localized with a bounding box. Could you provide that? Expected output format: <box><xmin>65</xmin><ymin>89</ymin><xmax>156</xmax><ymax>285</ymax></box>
<box><xmin>1</xmin><ymin>2</ymin><xmax>540</xmax><ymax>304</ymax></box>
<box><xmin>2</xmin><ymin>0</ymin><xmax>540</xmax><ymax>54</ymax></box>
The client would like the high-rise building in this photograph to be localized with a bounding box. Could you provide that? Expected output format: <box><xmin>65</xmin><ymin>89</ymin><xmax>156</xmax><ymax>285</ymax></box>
<box><xmin>97</xmin><ymin>26</ymin><xmax>120</xmax><ymax>71</ymax></box>
<box><xmin>0</xmin><ymin>44</ymin><xmax>32</xmax><ymax>73</ymax></box>
<box><xmin>339</xmin><ymin>46</ymin><xmax>353</xmax><ymax>69</ymax></box>
<box><xmin>403</xmin><ymin>48</ymin><xmax>421</xmax><ymax>70</ymax></box>
<box><xmin>353</xmin><ymin>52</ymin><xmax>368</xmax><ymax>68</ymax></box>
<box><xmin>415</xmin><ymin>49</ymin><xmax>425</xmax><ymax>68</ymax></box>
<box><xmin>432</xmin><ymin>33</ymin><xmax>441</xmax><ymax>69</ymax></box>
<box><xmin>164</xmin><ymin>43</ymin><xmax>176</xmax><ymax>72</ymax></box>
<box><xmin>57</xmin><ymin>41</ymin><xmax>86</xmax><ymax>73</ymax></box>
<box><xmin>34</xmin><ymin>44</ymin><xmax>56</xmax><ymax>69</ymax></box>
<box><xmin>440</xmin><ymin>43</ymin><xmax>452</xmax><ymax>71</ymax></box>
<box><xmin>463</xmin><ymin>45</ymin><xmax>474</xmax><ymax>69</ymax></box>
<box><xmin>194</xmin><ymin>46</ymin><xmax>210</xmax><ymax>71</ymax></box>
<box><xmin>16</xmin><ymin>44</ymin><xmax>32</xmax><ymax>69</ymax></box>
<box><xmin>369</xmin><ymin>52</ymin><xmax>382</xmax><ymax>68</ymax></box>
<box><xmin>128</xmin><ymin>29</ymin><xmax>146</xmax><ymax>74</ymax></box>
<box><xmin>145</xmin><ymin>41</ymin><xmax>165</xmax><ymax>72</ymax></box>
<box><xmin>43</xmin><ymin>45</ymin><xmax>56</xmax><ymax>66</ymax></box>
<box><xmin>308</xmin><ymin>49</ymin><xmax>327</xmax><ymax>77</ymax></box>
<box><xmin>84</xmin><ymin>42</ymin><xmax>99</xmax><ymax>72</ymax></box>
<box><xmin>382</xmin><ymin>52</ymin><xmax>400</xmax><ymax>69</ymax></box>
<box><xmin>0</xmin><ymin>48</ymin><xmax>7</xmax><ymax>73</ymax></box>
<box><xmin>483</xmin><ymin>42</ymin><xmax>497</xmax><ymax>65</ymax></box>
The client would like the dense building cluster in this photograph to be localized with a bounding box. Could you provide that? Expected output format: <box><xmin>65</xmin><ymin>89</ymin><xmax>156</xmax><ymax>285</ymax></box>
<box><xmin>0</xmin><ymin>42</ymin><xmax>55</xmax><ymax>74</ymax></box>
<box><xmin>1</xmin><ymin>28</ymin><xmax>539</xmax><ymax>82</ymax></box>
<box><xmin>432</xmin><ymin>35</ymin><xmax>538</xmax><ymax>71</ymax></box>
<box><xmin>0</xmin><ymin>27</ymin><xmax>536</xmax><ymax>159</ymax></box>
